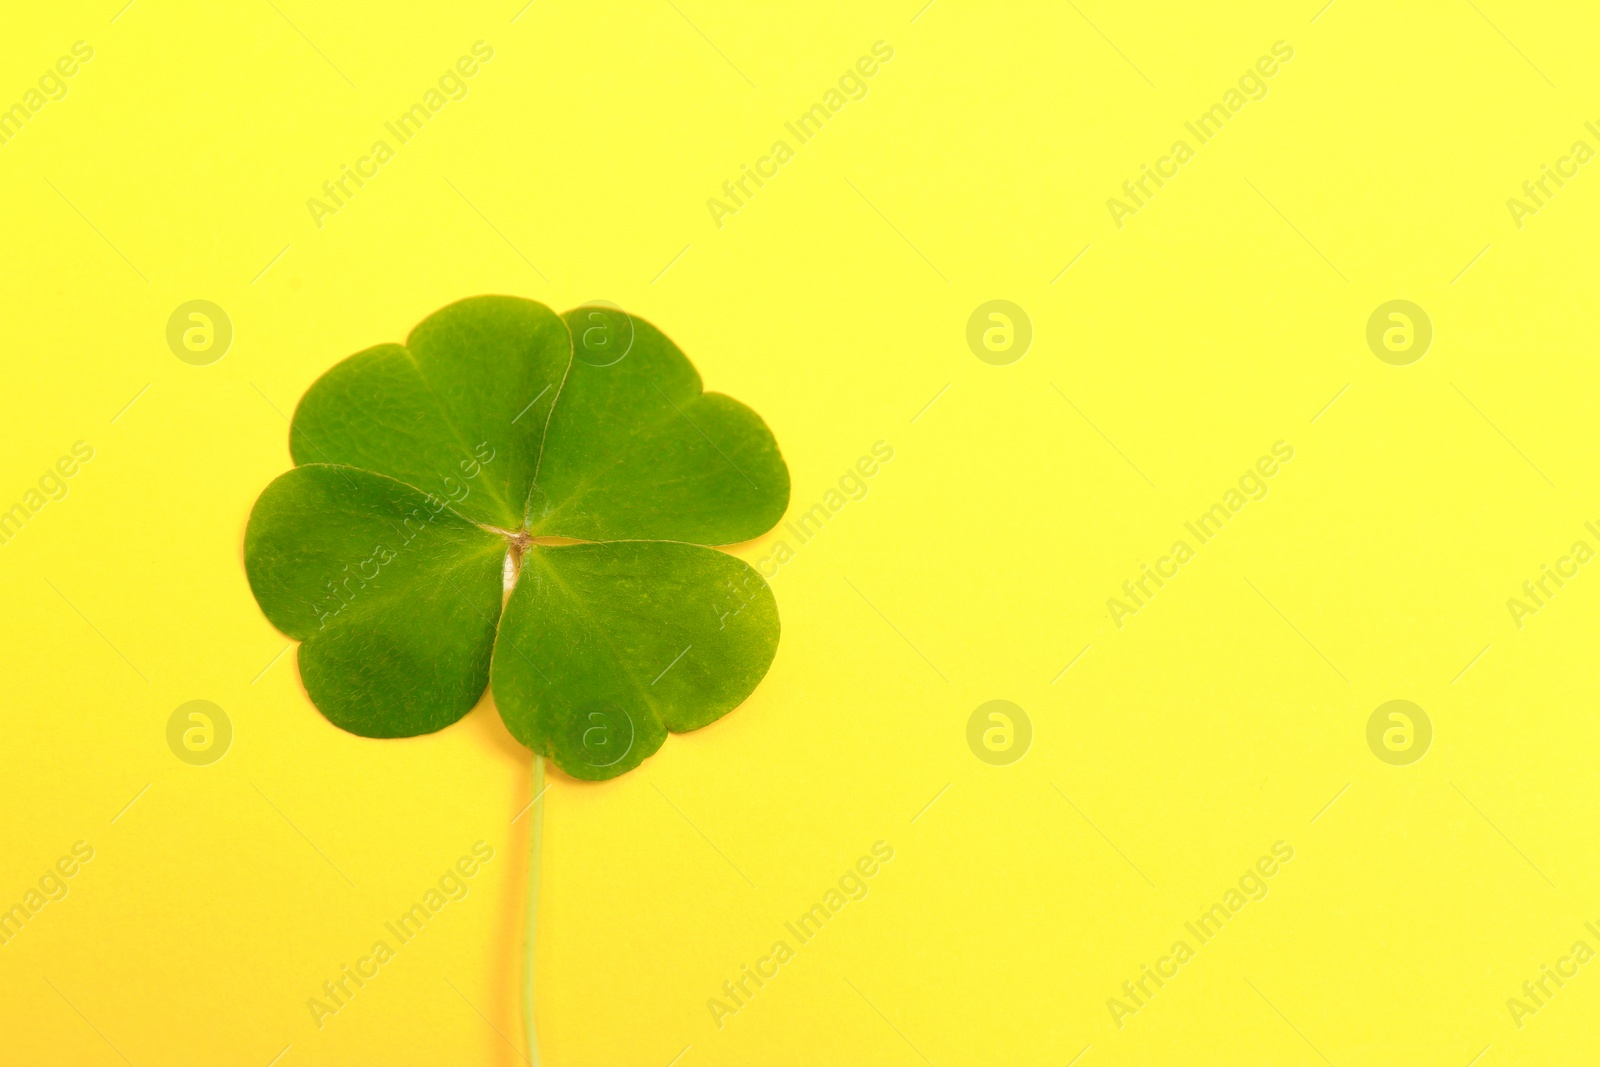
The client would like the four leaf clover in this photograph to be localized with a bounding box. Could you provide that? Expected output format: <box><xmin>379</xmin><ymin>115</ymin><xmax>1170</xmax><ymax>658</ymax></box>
<box><xmin>244</xmin><ymin>296</ymin><xmax>789</xmax><ymax>780</ymax></box>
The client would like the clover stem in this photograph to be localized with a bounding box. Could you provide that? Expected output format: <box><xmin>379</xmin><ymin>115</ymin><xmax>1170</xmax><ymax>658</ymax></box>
<box><xmin>523</xmin><ymin>754</ymin><xmax>546</xmax><ymax>1066</ymax></box>
<box><xmin>507</xmin><ymin>541</ymin><xmax>526</xmax><ymax>593</ymax></box>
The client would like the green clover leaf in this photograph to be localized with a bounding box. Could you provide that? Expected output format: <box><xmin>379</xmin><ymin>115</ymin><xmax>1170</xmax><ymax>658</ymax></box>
<box><xmin>244</xmin><ymin>296</ymin><xmax>788</xmax><ymax>780</ymax></box>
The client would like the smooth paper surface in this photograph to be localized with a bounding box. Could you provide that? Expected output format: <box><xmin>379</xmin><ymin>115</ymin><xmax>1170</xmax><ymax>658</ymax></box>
<box><xmin>3</xmin><ymin>2</ymin><xmax>1599</xmax><ymax>1064</ymax></box>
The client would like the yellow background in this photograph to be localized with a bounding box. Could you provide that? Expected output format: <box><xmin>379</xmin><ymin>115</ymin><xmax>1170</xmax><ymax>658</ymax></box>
<box><xmin>4</xmin><ymin>1</ymin><xmax>1600</xmax><ymax>1063</ymax></box>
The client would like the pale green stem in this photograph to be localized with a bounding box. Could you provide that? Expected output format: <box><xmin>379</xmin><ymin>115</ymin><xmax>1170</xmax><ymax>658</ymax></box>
<box><xmin>523</xmin><ymin>754</ymin><xmax>545</xmax><ymax>1066</ymax></box>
